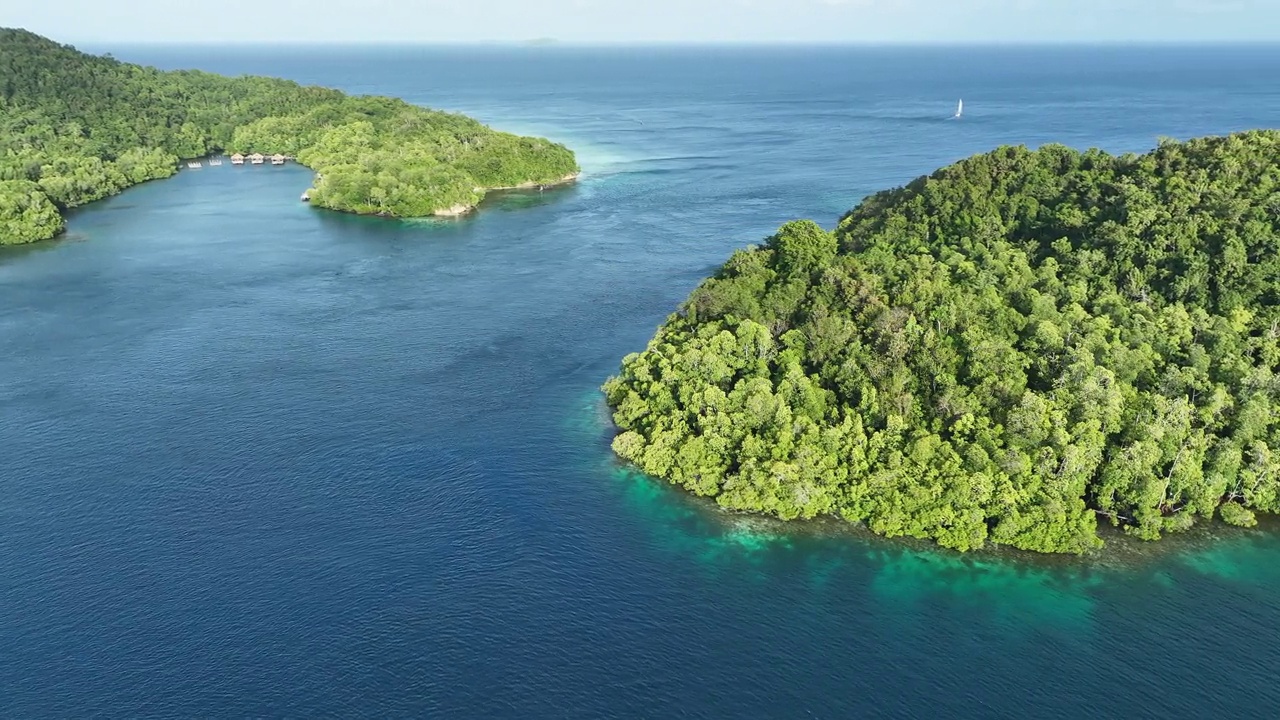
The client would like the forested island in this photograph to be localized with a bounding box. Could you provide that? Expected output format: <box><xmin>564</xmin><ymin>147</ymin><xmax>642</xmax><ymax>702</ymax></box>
<box><xmin>605</xmin><ymin>131</ymin><xmax>1280</xmax><ymax>554</ymax></box>
<box><xmin>0</xmin><ymin>29</ymin><xmax>578</xmax><ymax>244</ymax></box>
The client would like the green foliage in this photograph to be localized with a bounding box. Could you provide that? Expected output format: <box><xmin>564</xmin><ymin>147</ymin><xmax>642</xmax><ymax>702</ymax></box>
<box><xmin>0</xmin><ymin>28</ymin><xmax>578</xmax><ymax>243</ymax></box>
<box><xmin>1219</xmin><ymin>502</ymin><xmax>1258</xmax><ymax>528</ymax></box>
<box><xmin>605</xmin><ymin>131</ymin><xmax>1280</xmax><ymax>554</ymax></box>
<box><xmin>0</xmin><ymin>179</ymin><xmax>63</xmax><ymax>244</ymax></box>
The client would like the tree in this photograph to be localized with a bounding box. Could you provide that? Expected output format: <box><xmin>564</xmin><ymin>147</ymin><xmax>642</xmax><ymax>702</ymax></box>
<box><xmin>0</xmin><ymin>180</ymin><xmax>63</xmax><ymax>244</ymax></box>
<box><xmin>0</xmin><ymin>27</ymin><xmax>580</xmax><ymax>244</ymax></box>
<box><xmin>605</xmin><ymin>130</ymin><xmax>1280</xmax><ymax>554</ymax></box>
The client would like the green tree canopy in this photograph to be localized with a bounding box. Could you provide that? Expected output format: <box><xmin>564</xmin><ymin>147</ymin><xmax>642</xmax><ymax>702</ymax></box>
<box><xmin>0</xmin><ymin>179</ymin><xmax>63</xmax><ymax>244</ymax></box>
<box><xmin>605</xmin><ymin>131</ymin><xmax>1280</xmax><ymax>554</ymax></box>
<box><xmin>0</xmin><ymin>28</ymin><xmax>578</xmax><ymax>244</ymax></box>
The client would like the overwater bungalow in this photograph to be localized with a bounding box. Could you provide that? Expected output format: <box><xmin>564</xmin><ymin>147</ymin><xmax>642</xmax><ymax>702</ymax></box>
<box><xmin>186</xmin><ymin>161</ymin><xmax>202</xmax><ymax>169</ymax></box>
<box><xmin>249</xmin><ymin>153</ymin><xmax>265</xmax><ymax>165</ymax></box>
<box><xmin>209</xmin><ymin>157</ymin><xmax>223</xmax><ymax>166</ymax></box>
<box><xmin>230</xmin><ymin>153</ymin><xmax>245</xmax><ymax>165</ymax></box>
<box><xmin>271</xmin><ymin>154</ymin><xmax>286</xmax><ymax>165</ymax></box>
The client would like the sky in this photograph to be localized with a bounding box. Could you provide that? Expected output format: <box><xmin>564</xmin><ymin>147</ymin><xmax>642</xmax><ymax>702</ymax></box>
<box><xmin>4</xmin><ymin>0</ymin><xmax>1279</xmax><ymax>44</ymax></box>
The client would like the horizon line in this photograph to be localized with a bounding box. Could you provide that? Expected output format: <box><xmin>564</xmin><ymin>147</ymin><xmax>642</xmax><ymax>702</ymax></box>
<box><xmin>77</xmin><ymin>38</ymin><xmax>1280</xmax><ymax>49</ymax></box>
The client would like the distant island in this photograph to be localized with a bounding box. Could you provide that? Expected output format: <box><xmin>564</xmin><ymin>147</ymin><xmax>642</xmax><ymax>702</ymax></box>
<box><xmin>0</xmin><ymin>29</ymin><xmax>579</xmax><ymax>244</ymax></box>
<box><xmin>604</xmin><ymin>131</ymin><xmax>1280</xmax><ymax>554</ymax></box>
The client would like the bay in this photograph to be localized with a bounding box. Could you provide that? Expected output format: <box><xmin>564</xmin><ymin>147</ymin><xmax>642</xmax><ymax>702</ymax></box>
<box><xmin>3</xmin><ymin>45</ymin><xmax>1280</xmax><ymax>717</ymax></box>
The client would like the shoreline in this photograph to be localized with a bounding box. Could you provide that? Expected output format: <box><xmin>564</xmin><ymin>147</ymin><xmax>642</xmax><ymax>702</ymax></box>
<box><xmin>192</xmin><ymin>156</ymin><xmax>581</xmax><ymax>220</ymax></box>
<box><xmin>434</xmin><ymin>171</ymin><xmax>583</xmax><ymax>217</ymax></box>
<box><xmin>609</xmin><ymin>462</ymin><xmax>1279</xmax><ymax>568</ymax></box>
<box><xmin>12</xmin><ymin>151</ymin><xmax>583</xmax><ymax>244</ymax></box>
<box><xmin>8</xmin><ymin>151</ymin><xmax>579</xmax><ymax>243</ymax></box>
<box><xmin>0</xmin><ymin>31</ymin><xmax>583</xmax><ymax>245</ymax></box>
<box><xmin>18</xmin><ymin>158</ymin><xmax>580</xmax><ymax>240</ymax></box>
<box><xmin>479</xmin><ymin>171</ymin><xmax>582</xmax><ymax>193</ymax></box>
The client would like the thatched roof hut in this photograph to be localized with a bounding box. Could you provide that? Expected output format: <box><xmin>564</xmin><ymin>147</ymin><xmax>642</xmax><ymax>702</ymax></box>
<box><xmin>271</xmin><ymin>154</ymin><xmax>286</xmax><ymax>165</ymax></box>
<box><xmin>249</xmin><ymin>153</ymin><xmax>265</xmax><ymax>164</ymax></box>
<box><xmin>230</xmin><ymin>153</ymin><xmax>245</xmax><ymax>165</ymax></box>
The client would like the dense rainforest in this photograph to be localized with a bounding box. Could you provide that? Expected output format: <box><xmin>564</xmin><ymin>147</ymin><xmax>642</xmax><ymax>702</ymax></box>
<box><xmin>605</xmin><ymin>130</ymin><xmax>1280</xmax><ymax>554</ymax></box>
<box><xmin>0</xmin><ymin>28</ymin><xmax>578</xmax><ymax>244</ymax></box>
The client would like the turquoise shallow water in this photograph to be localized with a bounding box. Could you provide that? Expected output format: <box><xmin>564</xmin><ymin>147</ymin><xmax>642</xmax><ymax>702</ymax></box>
<box><xmin>3</xmin><ymin>45</ymin><xmax>1280</xmax><ymax>716</ymax></box>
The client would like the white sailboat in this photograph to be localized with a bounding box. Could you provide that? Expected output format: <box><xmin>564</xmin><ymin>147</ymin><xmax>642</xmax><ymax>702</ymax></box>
<box><xmin>954</xmin><ymin>99</ymin><xmax>963</xmax><ymax>119</ymax></box>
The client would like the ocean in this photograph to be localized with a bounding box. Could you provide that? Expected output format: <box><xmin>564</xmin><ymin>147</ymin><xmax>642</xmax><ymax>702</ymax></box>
<box><xmin>3</xmin><ymin>45</ymin><xmax>1280</xmax><ymax>716</ymax></box>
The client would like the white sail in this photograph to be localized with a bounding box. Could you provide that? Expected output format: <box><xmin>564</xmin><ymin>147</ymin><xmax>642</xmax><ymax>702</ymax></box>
<box><xmin>955</xmin><ymin>99</ymin><xmax>963</xmax><ymax>118</ymax></box>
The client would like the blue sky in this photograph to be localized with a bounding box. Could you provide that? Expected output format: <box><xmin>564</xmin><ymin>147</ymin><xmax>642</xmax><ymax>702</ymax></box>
<box><xmin>8</xmin><ymin>0</ymin><xmax>1279</xmax><ymax>44</ymax></box>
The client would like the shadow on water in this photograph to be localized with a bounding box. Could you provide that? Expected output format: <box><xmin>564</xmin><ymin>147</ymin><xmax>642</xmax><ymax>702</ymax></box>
<box><xmin>0</xmin><ymin>193</ymin><xmax>156</xmax><ymax>267</ymax></box>
<box><xmin>310</xmin><ymin>205</ymin><xmax>481</xmax><ymax>243</ymax></box>
<box><xmin>561</xmin><ymin>385</ymin><xmax>1280</xmax><ymax>631</ymax></box>
<box><xmin>479</xmin><ymin>182</ymin><xmax>580</xmax><ymax>212</ymax></box>
<box><xmin>305</xmin><ymin>184</ymin><xmax>579</xmax><ymax>234</ymax></box>
<box><xmin>0</xmin><ymin>236</ymin><xmax>82</xmax><ymax>266</ymax></box>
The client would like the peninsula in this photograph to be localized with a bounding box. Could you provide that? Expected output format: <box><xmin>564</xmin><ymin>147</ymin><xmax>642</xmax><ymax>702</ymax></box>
<box><xmin>605</xmin><ymin>131</ymin><xmax>1280</xmax><ymax>554</ymax></box>
<box><xmin>0</xmin><ymin>29</ymin><xmax>579</xmax><ymax>244</ymax></box>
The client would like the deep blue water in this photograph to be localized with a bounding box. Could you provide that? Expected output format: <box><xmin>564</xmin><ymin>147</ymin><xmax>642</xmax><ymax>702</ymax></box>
<box><xmin>4</xmin><ymin>45</ymin><xmax>1280</xmax><ymax>717</ymax></box>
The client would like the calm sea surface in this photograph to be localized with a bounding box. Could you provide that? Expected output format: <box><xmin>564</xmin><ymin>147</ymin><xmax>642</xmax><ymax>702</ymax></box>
<box><xmin>4</xmin><ymin>45</ymin><xmax>1280</xmax><ymax>717</ymax></box>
